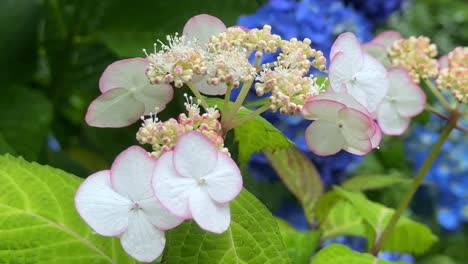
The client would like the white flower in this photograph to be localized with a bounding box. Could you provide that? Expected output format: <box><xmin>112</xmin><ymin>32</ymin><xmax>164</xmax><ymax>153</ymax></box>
<box><xmin>362</xmin><ymin>30</ymin><xmax>403</xmax><ymax>67</ymax></box>
<box><xmin>376</xmin><ymin>67</ymin><xmax>426</xmax><ymax>135</ymax></box>
<box><xmin>75</xmin><ymin>146</ymin><xmax>183</xmax><ymax>262</ymax></box>
<box><xmin>329</xmin><ymin>32</ymin><xmax>389</xmax><ymax>113</ymax></box>
<box><xmin>153</xmin><ymin>131</ymin><xmax>242</xmax><ymax>233</ymax></box>
<box><xmin>302</xmin><ymin>91</ymin><xmax>381</xmax><ymax>156</ymax></box>
<box><xmin>86</xmin><ymin>58</ymin><xmax>173</xmax><ymax>127</ymax></box>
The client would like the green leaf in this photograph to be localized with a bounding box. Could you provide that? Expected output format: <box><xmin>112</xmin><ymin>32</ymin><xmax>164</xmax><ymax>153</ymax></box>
<box><xmin>264</xmin><ymin>146</ymin><xmax>323</xmax><ymax>225</ymax></box>
<box><xmin>341</xmin><ymin>175</ymin><xmax>412</xmax><ymax>192</ymax></box>
<box><xmin>334</xmin><ymin>187</ymin><xmax>438</xmax><ymax>255</ymax></box>
<box><xmin>0</xmin><ymin>154</ymin><xmax>136</xmax><ymax>263</ymax></box>
<box><xmin>419</xmin><ymin>255</ymin><xmax>457</xmax><ymax>264</ymax></box>
<box><xmin>163</xmin><ymin>189</ymin><xmax>291</xmax><ymax>264</ymax></box>
<box><xmin>276</xmin><ymin>218</ymin><xmax>320</xmax><ymax>264</ymax></box>
<box><xmin>0</xmin><ymin>86</ymin><xmax>53</xmax><ymax>160</ymax></box>
<box><xmin>311</xmin><ymin>244</ymin><xmax>407</xmax><ymax>264</ymax></box>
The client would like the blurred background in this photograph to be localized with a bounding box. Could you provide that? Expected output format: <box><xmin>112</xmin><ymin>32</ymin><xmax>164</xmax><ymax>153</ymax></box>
<box><xmin>0</xmin><ymin>0</ymin><xmax>466</xmax><ymax>263</ymax></box>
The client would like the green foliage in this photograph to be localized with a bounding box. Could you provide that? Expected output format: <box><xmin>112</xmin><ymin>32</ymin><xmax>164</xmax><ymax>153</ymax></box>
<box><xmin>311</xmin><ymin>244</ymin><xmax>407</xmax><ymax>264</ymax></box>
<box><xmin>264</xmin><ymin>146</ymin><xmax>324</xmax><ymax>225</ymax></box>
<box><xmin>0</xmin><ymin>86</ymin><xmax>53</xmax><ymax>160</ymax></box>
<box><xmin>0</xmin><ymin>154</ymin><xmax>136</xmax><ymax>263</ymax></box>
<box><xmin>341</xmin><ymin>175</ymin><xmax>412</xmax><ymax>192</ymax></box>
<box><xmin>276</xmin><ymin>218</ymin><xmax>320</xmax><ymax>264</ymax></box>
<box><xmin>419</xmin><ymin>255</ymin><xmax>457</xmax><ymax>264</ymax></box>
<box><xmin>163</xmin><ymin>189</ymin><xmax>290</xmax><ymax>264</ymax></box>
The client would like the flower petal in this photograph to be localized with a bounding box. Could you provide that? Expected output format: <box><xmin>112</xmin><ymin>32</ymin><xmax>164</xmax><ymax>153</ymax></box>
<box><xmin>111</xmin><ymin>146</ymin><xmax>156</xmax><ymax>201</ymax></box>
<box><xmin>362</xmin><ymin>43</ymin><xmax>392</xmax><ymax>68</ymax></box>
<box><xmin>191</xmin><ymin>74</ymin><xmax>228</xmax><ymax>95</ymax></box>
<box><xmin>120</xmin><ymin>210</ymin><xmax>165</xmax><ymax>262</ymax></box>
<box><xmin>377</xmin><ymin>101</ymin><xmax>411</xmax><ymax>135</ymax></box>
<box><xmin>370</xmin><ymin>122</ymin><xmax>382</xmax><ymax>148</ymax></box>
<box><xmin>330</xmin><ymin>32</ymin><xmax>364</xmax><ymax>64</ymax></box>
<box><xmin>309</xmin><ymin>90</ymin><xmax>370</xmax><ymax>115</ymax></box>
<box><xmin>99</xmin><ymin>58</ymin><xmax>149</xmax><ymax>93</ymax></box>
<box><xmin>134</xmin><ymin>83</ymin><xmax>173</xmax><ymax>114</ymax></box>
<box><xmin>371</xmin><ymin>30</ymin><xmax>403</xmax><ymax>48</ymax></box>
<box><xmin>387</xmin><ymin>67</ymin><xmax>426</xmax><ymax>117</ymax></box>
<box><xmin>153</xmin><ymin>152</ymin><xmax>197</xmax><ymax>219</ymax></box>
<box><xmin>189</xmin><ymin>187</ymin><xmax>230</xmax><ymax>233</ymax></box>
<box><xmin>173</xmin><ymin>131</ymin><xmax>218</xmax><ymax>178</ymax></box>
<box><xmin>139</xmin><ymin>198</ymin><xmax>184</xmax><ymax>231</ymax></box>
<box><xmin>85</xmin><ymin>88</ymin><xmax>144</xmax><ymax>128</ymax></box>
<box><xmin>305</xmin><ymin>120</ymin><xmax>345</xmax><ymax>156</ymax></box>
<box><xmin>183</xmin><ymin>14</ymin><xmax>226</xmax><ymax>45</ymax></box>
<box><xmin>329</xmin><ymin>52</ymin><xmax>359</xmax><ymax>92</ymax></box>
<box><xmin>302</xmin><ymin>99</ymin><xmax>344</xmax><ymax>121</ymax></box>
<box><xmin>204</xmin><ymin>152</ymin><xmax>242</xmax><ymax>203</ymax></box>
<box><xmin>74</xmin><ymin>170</ymin><xmax>130</xmax><ymax>236</ymax></box>
<box><xmin>339</xmin><ymin>107</ymin><xmax>375</xmax><ymax>140</ymax></box>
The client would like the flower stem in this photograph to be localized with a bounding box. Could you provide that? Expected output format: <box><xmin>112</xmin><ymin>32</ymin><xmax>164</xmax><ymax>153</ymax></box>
<box><xmin>371</xmin><ymin>111</ymin><xmax>459</xmax><ymax>255</ymax></box>
<box><xmin>424</xmin><ymin>79</ymin><xmax>452</xmax><ymax>111</ymax></box>
<box><xmin>187</xmin><ymin>82</ymin><xmax>209</xmax><ymax>111</ymax></box>
<box><xmin>223</xmin><ymin>85</ymin><xmax>233</xmax><ymax>120</ymax></box>
<box><xmin>222</xmin><ymin>80</ymin><xmax>254</xmax><ymax>128</ymax></box>
<box><xmin>225</xmin><ymin>104</ymin><xmax>270</xmax><ymax>130</ymax></box>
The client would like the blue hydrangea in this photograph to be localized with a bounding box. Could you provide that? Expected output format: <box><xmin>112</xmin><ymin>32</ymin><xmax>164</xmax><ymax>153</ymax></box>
<box><xmin>346</xmin><ymin>0</ymin><xmax>405</xmax><ymax>24</ymax></box>
<box><xmin>405</xmin><ymin>116</ymin><xmax>468</xmax><ymax>230</ymax></box>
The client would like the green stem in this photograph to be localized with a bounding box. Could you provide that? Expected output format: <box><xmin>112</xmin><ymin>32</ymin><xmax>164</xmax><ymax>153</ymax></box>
<box><xmin>371</xmin><ymin>112</ymin><xmax>459</xmax><ymax>255</ymax></box>
<box><xmin>223</xmin><ymin>85</ymin><xmax>233</xmax><ymax>121</ymax></box>
<box><xmin>187</xmin><ymin>82</ymin><xmax>209</xmax><ymax>111</ymax></box>
<box><xmin>225</xmin><ymin>104</ymin><xmax>270</xmax><ymax>130</ymax></box>
<box><xmin>424</xmin><ymin>79</ymin><xmax>452</xmax><ymax>111</ymax></box>
<box><xmin>222</xmin><ymin>80</ymin><xmax>254</xmax><ymax>128</ymax></box>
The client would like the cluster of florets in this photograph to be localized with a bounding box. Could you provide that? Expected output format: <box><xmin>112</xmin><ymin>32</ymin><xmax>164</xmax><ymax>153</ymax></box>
<box><xmin>145</xmin><ymin>34</ymin><xmax>207</xmax><ymax>87</ymax></box>
<box><xmin>277</xmin><ymin>38</ymin><xmax>327</xmax><ymax>72</ymax></box>
<box><xmin>136</xmin><ymin>95</ymin><xmax>227</xmax><ymax>157</ymax></box>
<box><xmin>436</xmin><ymin>47</ymin><xmax>468</xmax><ymax>103</ymax></box>
<box><xmin>387</xmin><ymin>36</ymin><xmax>438</xmax><ymax>83</ymax></box>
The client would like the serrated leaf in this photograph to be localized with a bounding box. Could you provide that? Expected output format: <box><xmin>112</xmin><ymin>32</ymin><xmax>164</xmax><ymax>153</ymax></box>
<box><xmin>311</xmin><ymin>244</ymin><xmax>407</xmax><ymax>264</ymax></box>
<box><xmin>163</xmin><ymin>189</ymin><xmax>291</xmax><ymax>264</ymax></box>
<box><xmin>0</xmin><ymin>86</ymin><xmax>53</xmax><ymax>160</ymax></box>
<box><xmin>276</xmin><ymin>218</ymin><xmax>320</xmax><ymax>264</ymax></box>
<box><xmin>264</xmin><ymin>146</ymin><xmax>323</xmax><ymax>225</ymax></box>
<box><xmin>334</xmin><ymin>187</ymin><xmax>438</xmax><ymax>255</ymax></box>
<box><xmin>0</xmin><ymin>154</ymin><xmax>136</xmax><ymax>263</ymax></box>
<box><xmin>341</xmin><ymin>175</ymin><xmax>412</xmax><ymax>192</ymax></box>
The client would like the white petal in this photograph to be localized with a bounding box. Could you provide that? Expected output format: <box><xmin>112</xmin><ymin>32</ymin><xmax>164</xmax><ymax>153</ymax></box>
<box><xmin>329</xmin><ymin>52</ymin><xmax>359</xmax><ymax>92</ymax></box>
<box><xmin>330</xmin><ymin>32</ymin><xmax>364</xmax><ymax>65</ymax></box>
<box><xmin>99</xmin><ymin>58</ymin><xmax>149</xmax><ymax>93</ymax></box>
<box><xmin>204</xmin><ymin>152</ymin><xmax>242</xmax><ymax>203</ymax></box>
<box><xmin>111</xmin><ymin>146</ymin><xmax>156</xmax><ymax>201</ymax></box>
<box><xmin>370</xmin><ymin>122</ymin><xmax>382</xmax><ymax>148</ymax></box>
<box><xmin>387</xmin><ymin>67</ymin><xmax>426</xmax><ymax>117</ymax></box>
<box><xmin>153</xmin><ymin>152</ymin><xmax>197</xmax><ymax>219</ymax></box>
<box><xmin>305</xmin><ymin>120</ymin><xmax>345</xmax><ymax>156</ymax></box>
<box><xmin>191</xmin><ymin>74</ymin><xmax>228</xmax><ymax>95</ymax></box>
<box><xmin>362</xmin><ymin>43</ymin><xmax>392</xmax><ymax>68</ymax></box>
<box><xmin>173</xmin><ymin>131</ymin><xmax>218</xmax><ymax>179</ymax></box>
<box><xmin>310</xmin><ymin>90</ymin><xmax>370</xmax><ymax>114</ymax></box>
<box><xmin>139</xmin><ymin>198</ymin><xmax>184</xmax><ymax>230</ymax></box>
<box><xmin>302</xmin><ymin>99</ymin><xmax>344</xmax><ymax>121</ymax></box>
<box><xmin>372</xmin><ymin>30</ymin><xmax>403</xmax><ymax>48</ymax></box>
<box><xmin>189</xmin><ymin>187</ymin><xmax>230</xmax><ymax>233</ymax></box>
<box><xmin>351</xmin><ymin>53</ymin><xmax>389</xmax><ymax>112</ymax></box>
<box><xmin>133</xmin><ymin>83</ymin><xmax>173</xmax><ymax>114</ymax></box>
<box><xmin>342</xmin><ymin>133</ymin><xmax>372</xmax><ymax>155</ymax></box>
<box><xmin>120</xmin><ymin>210</ymin><xmax>165</xmax><ymax>262</ymax></box>
<box><xmin>377</xmin><ymin>100</ymin><xmax>411</xmax><ymax>135</ymax></box>
<box><xmin>183</xmin><ymin>14</ymin><xmax>226</xmax><ymax>45</ymax></box>
<box><xmin>85</xmin><ymin>88</ymin><xmax>144</xmax><ymax>128</ymax></box>
<box><xmin>339</xmin><ymin>107</ymin><xmax>375</xmax><ymax>140</ymax></box>
<box><xmin>75</xmin><ymin>170</ymin><xmax>130</xmax><ymax>236</ymax></box>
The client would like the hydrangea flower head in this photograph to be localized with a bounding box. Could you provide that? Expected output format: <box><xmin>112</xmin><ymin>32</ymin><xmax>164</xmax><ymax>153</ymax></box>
<box><xmin>363</xmin><ymin>30</ymin><xmax>403</xmax><ymax>67</ymax></box>
<box><xmin>75</xmin><ymin>146</ymin><xmax>183</xmax><ymax>262</ymax></box>
<box><xmin>436</xmin><ymin>46</ymin><xmax>468</xmax><ymax>103</ymax></box>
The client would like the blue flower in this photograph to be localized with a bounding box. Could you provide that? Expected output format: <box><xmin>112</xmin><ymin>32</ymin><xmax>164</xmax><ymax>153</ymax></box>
<box><xmin>346</xmin><ymin>0</ymin><xmax>405</xmax><ymax>24</ymax></box>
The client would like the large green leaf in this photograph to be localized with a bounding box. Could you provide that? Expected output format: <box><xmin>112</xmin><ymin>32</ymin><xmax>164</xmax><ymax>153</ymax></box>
<box><xmin>264</xmin><ymin>146</ymin><xmax>323</xmax><ymax>225</ymax></box>
<box><xmin>162</xmin><ymin>189</ymin><xmax>291</xmax><ymax>264</ymax></box>
<box><xmin>311</xmin><ymin>244</ymin><xmax>407</xmax><ymax>264</ymax></box>
<box><xmin>0</xmin><ymin>154</ymin><xmax>136</xmax><ymax>263</ymax></box>
<box><xmin>334</xmin><ymin>187</ymin><xmax>438</xmax><ymax>255</ymax></box>
<box><xmin>0</xmin><ymin>86</ymin><xmax>53</xmax><ymax>160</ymax></box>
<box><xmin>341</xmin><ymin>175</ymin><xmax>412</xmax><ymax>192</ymax></box>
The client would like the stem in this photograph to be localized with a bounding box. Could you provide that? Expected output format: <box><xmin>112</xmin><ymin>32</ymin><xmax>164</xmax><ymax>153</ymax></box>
<box><xmin>424</xmin><ymin>79</ymin><xmax>452</xmax><ymax>111</ymax></box>
<box><xmin>426</xmin><ymin>106</ymin><xmax>468</xmax><ymax>132</ymax></box>
<box><xmin>225</xmin><ymin>104</ymin><xmax>270</xmax><ymax>130</ymax></box>
<box><xmin>222</xmin><ymin>80</ymin><xmax>254</xmax><ymax>128</ymax></box>
<box><xmin>371</xmin><ymin>112</ymin><xmax>459</xmax><ymax>255</ymax></box>
<box><xmin>223</xmin><ymin>85</ymin><xmax>233</xmax><ymax>120</ymax></box>
<box><xmin>187</xmin><ymin>82</ymin><xmax>209</xmax><ymax>111</ymax></box>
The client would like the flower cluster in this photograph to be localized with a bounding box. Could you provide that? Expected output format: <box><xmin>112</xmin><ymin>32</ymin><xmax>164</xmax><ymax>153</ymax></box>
<box><xmin>437</xmin><ymin>47</ymin><xmax>468</xmax><ymax>103</ymax></box>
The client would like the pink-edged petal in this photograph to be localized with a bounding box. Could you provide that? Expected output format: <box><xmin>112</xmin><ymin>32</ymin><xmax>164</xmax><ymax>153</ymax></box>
<box><xmin>85</xmin><ymin>88</ymin><xmax>144</xmax><ymax>128</ymax></box>
<box><xmin>329</xmin><ymin>52</ymin><xmax>360</xmax><ymax>92</ymax></box>
<box><xmin>342</xmin><ymin>133</ymin><xmax>372</xmax><ymax>155</ymax></box>
<box><xmin>191</xmin><ymin>74</ymin><xmax>228</xmax><ymax>95</ymax></box>
<box><xmin>363</xmin><ymin>43</ymin><xmax>392</xmax><ymax>68</ymax></box>
<box><xmin>330</xmin><ymin>32</ymin><xmax>364</xmax><ymax>65</ymax></box>
<box><xmin>110</xmin><ymin>146</ymin><xmax>156</xmax><ymax>201</ymax></box>
<box><xmin>305</xmin><ymin>120</ymin><xmax>345</xmax><ymax>156</ymax></box>
<box><xmin>372</xmin><ymin>30</ymin><xmax>403</xmax><ymax>48</ymax></box>
<box><xmin>99</xmin><ymin>58</ymin><xmax>149</xmax><ymax>93</ymax></box>
<box><xmin>339</xmin><ymin>107</ymin><xmax>375</xmax><ymax>140</ymax></box>
<box><xmin>438</xmin><ymin>55</ymin><xmax>449</xmax><ymax>70</ymax></box>
<box><xmin>153</xmin><ymin>152</ymin><xmax>197</xmax><ymax>219</ymax></box>
<box><xmin>377</xmin><ymin>101</ymin><xmax>411</xmax><ymax>135</ymax></box>
<box><xmin>204</xmin><ymin>152</ymin><xmax>242</xmax><ymax>203</ymax></box>
<box><xmin>302</xmin><ymin>99</ymin><xmax>344</xmax><ymax>121</ymax></box>
<box><xmin>308</xmin><ymin>91</ymin><xmax>370</xmax><ymax>115</ymax></box>
<box><xmin>74</xmin><ymin>170</ymin><xmax>130</xmax><ymax>236</ymax></box>
<box><xmin>134</xmin><ymin>83</ymin><xmax>173</xmax><ymax>114</ymax></box>
<box><xmin>351</xmin><ymin>53</ymin><xmax>389</xmax><ymax>112</ymax></box>
<box><xmin>139</xmin><ymin>198</ymin><xmax>184</xmax><ymax>231</ymax></box>
<box><xmin>183</xmin><ymin>14</ymin><xmax>226</xmax><ymax>45</ymax></box>
<box><xmin>189</xmin><ymin>187</ymin><xmax>230</xmax><ymax>233</ymax></box>
<box><xmin>387</xmin><ymin>67</ymin><xmax>426</xmax><ymax>117</ymax></box>
<box><xmin>370</xmin><ymin>122</ymin><xmax>382</xmax><ymax>148</ymax></box>
<box><xmin>120</xmin><ymin>210</ymin><xmax>165</xmax><ymax>262</ymax></box>
<box><xmin>173</xmin><ymin>131</ymin><xmax>218</xmax><ymax>178</ymax></box>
